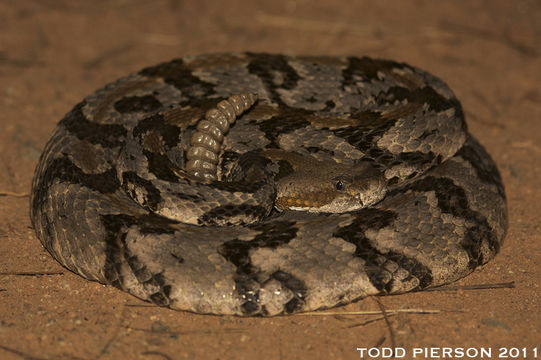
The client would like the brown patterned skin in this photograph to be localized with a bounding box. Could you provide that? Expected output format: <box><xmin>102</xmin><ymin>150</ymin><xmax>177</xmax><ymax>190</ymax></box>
<box><xmin>30</xmin><ymin>53</ymin><xmax>507</xmax><ymax>316</ymax></box>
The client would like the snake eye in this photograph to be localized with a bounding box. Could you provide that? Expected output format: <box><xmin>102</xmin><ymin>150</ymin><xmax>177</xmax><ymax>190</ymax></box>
<box><xmin>335</xmin><ymin>181</ymin><xmax>344</xmax><ymax>190</ymax></box>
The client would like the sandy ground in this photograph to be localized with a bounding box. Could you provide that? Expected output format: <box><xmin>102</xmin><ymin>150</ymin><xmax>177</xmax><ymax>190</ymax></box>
<box><xmin>0</xmin><ymin>1</ymin><xmax>540</xmax><ymax>359</ymax></box>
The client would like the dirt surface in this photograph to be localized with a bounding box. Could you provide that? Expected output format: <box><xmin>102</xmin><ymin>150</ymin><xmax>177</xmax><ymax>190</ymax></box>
<box><xmin>0</xmin><ymin>1</ymin><xmax>540</xmax><ymax>359</ymax></box>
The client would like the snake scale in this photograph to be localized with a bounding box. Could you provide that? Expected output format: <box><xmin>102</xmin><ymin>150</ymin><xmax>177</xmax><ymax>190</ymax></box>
<box><xmin>30</xmin><ymin>53</ymin><xmax>508</xmax><ymax>316</ymax></box>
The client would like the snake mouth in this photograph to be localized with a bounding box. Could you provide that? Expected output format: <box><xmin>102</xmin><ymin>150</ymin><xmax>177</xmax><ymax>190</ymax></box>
<box><xmin>275</xmin><ymin>196</ymin><xmax>327</xmax><ymax>211</ymax></box>
<box><xmin>278</xmin><ymin>193</ymin><xmax>371</xmax><ymax>214</ymax></box>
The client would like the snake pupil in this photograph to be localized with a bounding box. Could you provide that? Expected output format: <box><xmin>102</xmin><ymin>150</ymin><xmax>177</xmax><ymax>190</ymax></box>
<box><xmin>335</xmin><ymin>181</ymin><xmax>343</xmax><ymax>190</ymax></box>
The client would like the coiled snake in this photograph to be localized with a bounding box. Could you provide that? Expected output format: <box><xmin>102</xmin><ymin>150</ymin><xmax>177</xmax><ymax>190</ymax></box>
<box><xmin>30</xmin><ymin>53</ymin><xmax>507</xmax><ymax>316</ymax></box>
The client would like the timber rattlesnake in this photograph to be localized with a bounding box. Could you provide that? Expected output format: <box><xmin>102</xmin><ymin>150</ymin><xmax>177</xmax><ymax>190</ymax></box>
<box><xmin>30</xmin><ymin>53</ymin><xmax>507</xmax><ymax>316</ymax></box>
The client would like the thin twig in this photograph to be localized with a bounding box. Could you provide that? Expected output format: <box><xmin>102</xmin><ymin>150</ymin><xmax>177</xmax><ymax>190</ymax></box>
<box><xmin>424</xmin><ymin>281</ymin><xmax>515</xmax><ymax>292</ymax></box>
<box><xmin>141</xmin><ymin>351</ymin><xmax>173</xmax><ymax>360</ymax></box>
<box><xmin>373</xmin><ymin>334</ymin><xmax>386</xmax><ymax>348</ymax></box>
<box><xmin>373</xmin><ymin>298</ymin><xmax>396</xmax><ymax>353</ymax></box>
<box><xmin>0</xmin><ymin>271</ymin><xmax>64</xmax><ymax>276</ymax></box>
<box><xmin>124</xmin><ymin>303</ymin><xmax>156</xmax><ymax>308</ymax></box>
<box><xmin>0</xmin><ymin>191</ymin><xmax>29</xmax><ymax>198</ymax></box>
<box><xmin>299</xmin><ymin>308</ymin><xmax>441</xmax><ymax>316</ymax></box>
<box><xmin>0</xmin><ymin>344</ymin><xmax>48</xmax><ymax>360</ymax></box>
<box><xmin>345</xmin><ymin>314</ymin><xmax>397</xmax><ymax>328</ymax></box>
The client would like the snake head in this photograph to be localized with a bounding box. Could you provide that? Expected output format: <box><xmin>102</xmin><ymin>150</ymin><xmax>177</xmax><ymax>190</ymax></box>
<box><xmin>274</xmin><ymin>159</ymin><xmax>387</xmax><ymax>213</ymax></box>
<box><xmin>328</xmin><ymin>169</ymin><xmax>387</xmax><ymax>212</ymax></box>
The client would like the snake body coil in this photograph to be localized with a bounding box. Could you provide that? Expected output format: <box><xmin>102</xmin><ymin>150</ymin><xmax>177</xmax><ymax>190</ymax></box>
<box><xmin>30</xmin><ymin>53</ymin><xmax>507</xmax><ymax>316</ymax></box>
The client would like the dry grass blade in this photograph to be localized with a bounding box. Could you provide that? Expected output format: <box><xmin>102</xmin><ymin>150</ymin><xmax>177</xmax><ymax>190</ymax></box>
<box><xmin>0</xmin><ymin>191</ymin><xmax>29</xmax><ymax>197</ymax></box>
<box><xmin>373</xmin><ymin>334</ymin><xmax>386</xmax><ymax>348</ymax></box>
<box><xmin>424</xmin><ymin>281</ymin><xmax>515</xmax><ymax>292</ymax></box>
<box><xmin>374</xmin><ymin>298</ymin><xmax>396</xmax><ymax>353</ymax></box>
<box><xmin>345</xmin><ymin>315</ymin><xmax>397</xmax><ymax>328</ymax></box>
<box><xmin>141</xmin><ymin>351</ymin><xmax>173</xmax><ymax>360</ymax></box>
<box><xmin>299</xmin><ymin>308</ymin><xmax>441</xmax><ymax>316</ymax></box>
<box><xmin>0</xmin><ymin>271</ymin><xmax>64</xmax><ymax>276</ymax></box>
<box><xmin>0</xmin><ymin>344</ymin><xmax>50</xmax><ymax>360</ymax></box>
